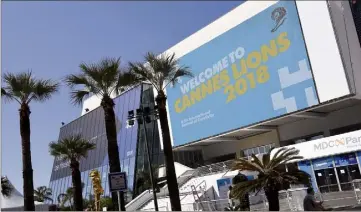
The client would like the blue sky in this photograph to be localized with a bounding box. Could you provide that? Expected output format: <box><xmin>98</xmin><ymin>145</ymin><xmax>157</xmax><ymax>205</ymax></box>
<box><xmin>2</xmin><ymin>1</ymin><xmax>242</xmax><ymax>192</ymax></box>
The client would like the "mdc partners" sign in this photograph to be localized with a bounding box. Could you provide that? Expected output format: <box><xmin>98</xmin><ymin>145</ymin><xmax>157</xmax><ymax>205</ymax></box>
<box><xmin>314</xmin><ymin>136</ymin><xmax>361</xmax><ymax>151</ymax></box>
<box><xmin>272</xmin><ymin>130</ymin><xmax>361</xmax><ymax>161</ymax></box>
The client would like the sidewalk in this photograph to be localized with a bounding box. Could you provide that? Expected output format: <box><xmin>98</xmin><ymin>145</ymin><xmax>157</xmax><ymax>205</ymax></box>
<box><xmin>331</xmin><ymin>204</ymin><xmax>361</xmax><ymax>211</ymax></box>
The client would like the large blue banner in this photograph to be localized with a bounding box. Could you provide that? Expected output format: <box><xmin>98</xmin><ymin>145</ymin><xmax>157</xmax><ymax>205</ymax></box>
<box><xmin>166</xmin><ymin>1</ymin><xmax>319</xmax><ymax>146</ymax></box>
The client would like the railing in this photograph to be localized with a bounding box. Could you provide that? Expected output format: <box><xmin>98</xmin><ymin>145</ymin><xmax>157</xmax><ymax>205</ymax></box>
<box><xmin>141</xmin><ymin>183</ymin><xmax>361</xmax><ymax>211</ymax></box>
<box><xmin>174</xmin><ymin>188</ymin><xmax>308</xmax><ymax>211</ymax></box>
<box><xmin>194</xmin><ymin>160</ymin><xmax>234</xmax><ymax>177</ymax></box>
<box><xmin>313</xmin><ymin>180</ymin><xmax>361</xmax><ymax>209</ymax></box>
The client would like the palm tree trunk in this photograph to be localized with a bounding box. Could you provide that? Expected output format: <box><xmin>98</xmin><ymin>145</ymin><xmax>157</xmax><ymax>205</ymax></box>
<box><xmin>101</xmin><ymin>96</ymin><xmax>125</xmax><ymax>211</ymax></box>
<box><xmin>155</xmin><ymin>91</ymin><xmax>181</xmax><ymax>211</ymax></box>
<box><xmin>265</xmin><ymin>188</ymin><xmax>280</xmax><ymax>211</ymax></box>
<box><xmin>70</xmin><ymin>160</ymin><xmax>83</xmax><ymax>211</ymax></box>
<box><xmin>19</xmin><ymin>103</ymin><xmax>35</xmax><ymax>211</ymax></box>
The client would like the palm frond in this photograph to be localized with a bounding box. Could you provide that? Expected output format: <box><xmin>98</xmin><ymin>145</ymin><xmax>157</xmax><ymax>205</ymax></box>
<box><xmin>129</xmin><ymin>62</ymin><xmax>159</xmax><ymax>91</ymax></box>
<box><xmin>66</xmin><ymin>57</ymin><xmax>132</xmax><ymax>104</ymax></box>
<box><xmin>1</xmin><ymin>87</ymin><xmax>20</xmax><ymax>103</ymax></box>
<box><xmin>79</xmin><ymin>63</ymin><xmax>104</xmax><ymax>88</ymax></box>
<box><xmin>232</xmin><ymin>147</ymin><xmax>309</xmax><ymax>199</ymax></box>
<box><xmin>249</xmin><ymin>154</ymin><xmax>265</xmax><ymax>170</ymax></box>
<box><xmin>165</xmin><ymin>66</ymin><xmax>193</xmax><ymax>89</ymax></box>
<box><xmin>1</xmin><ymin>176</ymin><xmax>13</xmax><ymax>197</ymax></box>
<box><xmin>231</xmin><ymin>158</ymin><xmax>263</xmax><ymax>173</ymax></box>
<box><xmin>65</xmin><ymin>74</ymin><xmax>102</xmax><ymax>95</ymax></box>
<box><xmin>268</xmin><ymin>147</ymin><xmax>302</xmax><ymax>169</ymax></box>
<box><xmin>70</xmin><ymin>90</ymin><xmax>91</xmax><ymax>106</ymax></box>
<box><xmin>49</xmin><ymin>134</ymin><xmax>96</xmax><ymax>162</ymax></box>
<box><xmin>28</xmin><ymin>79</ymin><xmax>59</xmax><ymax>103</ymax></box>
<box><xmin>129</xmin><ymin>52</ymin><xmax>193</xmax><ymax>92</ymax></box>
<box><xmin>2</xmin><ymin>71</ymin><xmax>58</xmax><ymax>104</ymax></box>
<box><xmin>34</xmin><ymin>186</ymin><xmax>53</xmax><ymax>202</ymax></box>
<box><xmin>113</xmin><ymin>71</ymin><xmax>139</xmax><ymax>96</ymax></box>
<box><xmin>232</xmin><ymin>179</ymin><xmax>265</xmax><ymax>199</ymax></box>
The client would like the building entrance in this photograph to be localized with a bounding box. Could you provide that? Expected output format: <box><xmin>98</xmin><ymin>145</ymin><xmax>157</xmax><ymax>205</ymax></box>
<box><xmin>313</xmin><ymin>152</ymin><xmax>361</xmax><ymax>193</ymax></box>
<box><xmin>314</xmin><ymin>168</ymin><xmax>339</xmax><ymax>193</ymax></box>
<box><xmin>336</xmin><ymin>164</ymin><xmax>361</xmax><ymax>191</ymax></box>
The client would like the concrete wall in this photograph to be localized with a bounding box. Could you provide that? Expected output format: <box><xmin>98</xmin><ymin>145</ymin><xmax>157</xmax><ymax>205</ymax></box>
<box><xmin>202</xmin><ymin>130</ymin><xmax>279</xmax><ymax>160</ymax></box>
<box><xmin>278</xmin><ymin>102</ymin><xmax>361</xmax><ymax>142</ymax></box>
<box><xmin>202</xmin><ymin>102</ymin><xmax>361</xmax><ymax>161</ymax></box>
<box><xmin>328</xmin><ymin>1</ymin><xmax>361</xmax><ymax>98</ymax></box>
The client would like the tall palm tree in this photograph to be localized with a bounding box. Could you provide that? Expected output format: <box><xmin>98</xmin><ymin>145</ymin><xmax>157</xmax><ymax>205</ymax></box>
<box><xmin>1</xmin><ymin>176</ymin><xmax>13</xmax><ymax>197</ymax></box>
<box><xmin>58</xmin><ymin>187</ymin><xmax>74</xmax><ymax>209</ymax></box>
<box><xmin>129</xmin><ymin>52</ymin><xmax>193</xmax><ymax>210</ymax></box>
<box><xmin>64</xmin><ymin>58</ymin><xmax>136</xmax><ymax>211</ymax></box>
<box><xmin>34</xmin><ymin>186</ymin><xmax>53</xmax><ymax>203</ymax></box>
<box><xmin>231</xmin><ymin>147</ymin><xmax>310</xmax><ymax>211</ymax></box>
<box><xmin>1</xmin><ymin>71</ymin><xmax>59</xmax><ymax>210</ymax></box>
<box><xmin>49</xmin><ymin>134</ymin><xmax>96</xmax><ymax>211</ymax></box>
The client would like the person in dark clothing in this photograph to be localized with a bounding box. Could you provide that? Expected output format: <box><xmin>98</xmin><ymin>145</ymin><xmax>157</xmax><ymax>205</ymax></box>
<box><xmin>232</xmin><ymin>172</ymin><xmax>250</xmax><ymax>211</ymax></box>
<box><xmin>303</xmin><ymin>187</ymin><xmax>324</xmax><ymax>211</ymax></box>
<box><xmin>228</xmin><ymin>185</ymin><xmax>234</xmax><ymax>206</ymax></box>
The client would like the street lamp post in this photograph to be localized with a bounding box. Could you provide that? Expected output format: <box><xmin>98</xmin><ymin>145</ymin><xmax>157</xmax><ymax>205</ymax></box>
<box><xmin>127</xmin><ymin>106</ymin><xmax>159</xmax><ymax>211</ymax></box>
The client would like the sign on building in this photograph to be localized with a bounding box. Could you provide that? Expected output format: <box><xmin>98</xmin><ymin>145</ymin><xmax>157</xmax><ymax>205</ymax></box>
<box><xmin>165</xmin><ymin>1</ymin><xmax>320</xmax><ymax>147</ymax></box>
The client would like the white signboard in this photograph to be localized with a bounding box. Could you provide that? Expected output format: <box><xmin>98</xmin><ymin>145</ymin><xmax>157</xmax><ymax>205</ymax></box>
<box><xmin>272</xmin><ymin>130</ymin><xmax>361</xmax><ymax>161</ymax></box>
<box><xmin>108</xmin><ymin>172</ymin><xmax>127</xmax><ymax>192</ymax></box>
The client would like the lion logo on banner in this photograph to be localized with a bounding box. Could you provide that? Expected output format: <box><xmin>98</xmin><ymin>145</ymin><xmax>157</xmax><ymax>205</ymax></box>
<box><xmin>271</xmin><ymin>7</ymin><xmax>287</xmax><ymax>32</ymax></box>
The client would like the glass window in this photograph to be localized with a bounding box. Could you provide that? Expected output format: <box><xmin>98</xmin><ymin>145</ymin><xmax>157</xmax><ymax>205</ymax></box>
<box><xmin>265</xmin><ymin>145</ymin><xmax>271</xmax><ymax>153</ymax></box>
<box><xmin>83</xmin><ymin>170</ymin><xmax>89</xmax><ymax>197</ymax></box>
<box><xmin>247</xmin><ymin>149</ymin><xmax>253</xmax><ymax>156</ymax></box>
<box><xmin>64</xmin><ymin>176</ymin><xmax>70</xmax><ymax>191</ymax></box>
<box><xmin>128</xmin><ymin>175</ymin><xmax>134</xmax><ymax>192</ymax></box>
<box><xmin>123</xmin><ymin>158</ymin><xmax>130</xmax><ymax>175</ymax></box>
<box><xmin>104</xmin><ymin>178</ymin><xmax>110</xmax><ymax>196</ymax></box>
<box><xmin>129</xmin><ymin>157</ymin><xmax>136</xmax><ymax>177</ymax></box>
<box><xmin>242</xmin><ymin>150</ymin><xmax>248</xmax><ymax>157</ymax></box>
<box><xmin>101</xmin><ymin>166</ymin><xmax>107</xmax><ymax>197</ymax></box>
<box><xmin>259</xmin><ymin>146</ymin><xmax>265</xmax><ymax>154</ymax></box>
<box><xmin>57</xmin><ymin>178</ymin><xmax>64</xmax><ymax>199</ymax></box>
<box><xmin>52</xmin><ymin>180</ymin><xmax>59</xmax><ymax>204</ymax></box>
<box><xmin>334</xmin><ymin>153</ymin><xmax>358</xmax><ymax>166</ymax></box>
<box><xmin>310</xmin><ymin>135</ymin><xmax>324</xmax><ymax>140</ymax></box>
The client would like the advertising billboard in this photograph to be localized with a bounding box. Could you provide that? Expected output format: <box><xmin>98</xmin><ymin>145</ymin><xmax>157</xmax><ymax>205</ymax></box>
<box><xmin>166</xmin><ymin>1</ymin><xmax>319</xmax><ymax>147</ymax></box>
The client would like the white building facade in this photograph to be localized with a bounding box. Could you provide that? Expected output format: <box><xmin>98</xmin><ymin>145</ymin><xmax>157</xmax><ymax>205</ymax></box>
<box><xmin>81</xmin><ymin>0</ymin><xmax>361</xmax><ymax>197</ymax></box>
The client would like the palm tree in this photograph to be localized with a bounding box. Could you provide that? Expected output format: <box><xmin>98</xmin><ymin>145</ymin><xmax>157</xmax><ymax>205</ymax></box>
<box><xmin>231</xmin><ymin>147</ymin><xmax>310</xmax><ymax>211</ymax></box>
<box><xmin>64</xmin><ymin>58</ymin><xmax>136</xmax><ymax>211</ymax></box>
<box><xmin>49</xmin><ymin>134</ymin><xmax>96</xmax><ymax>211</ymax></box>
<box><xmin>58</xmin><ymin>187</ymin><xmax>74</xmax><ymax>209</ymax></box>
<box><xmin>34</xmin><ymin>186</ymin><xmax>53</xmax><ymax>203</ymax></box>
<box><xmin>1</xmin><ymin>176</ymin><xmax>13</xmax><ymax>197</ymax></box>
<box><xmin>129</xmin><ymin>52</ymin><xmax>193</xmax><ymax>210</ymax></box>
<box><xmin>1</xmin><ymin>71</ymin><xmax>59</xmax><ymax>210</ymax></box>
<box><xmin>58</xmin><ymin>183</ymin><xmax>85</xmax><ymax>210</ymax></box>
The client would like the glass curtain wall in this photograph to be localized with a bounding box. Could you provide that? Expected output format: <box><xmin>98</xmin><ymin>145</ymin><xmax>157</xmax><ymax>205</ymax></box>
<box><xmin>48</xmin><ymin>83</ymin><xmax>205</xmax><ymax>204</ymax></box>
<box><xmin>133</xmin><ymin>84</ymin><xmax>204</xmax><ymax>197</ymax></box>
<box><xmin>48</xmin><ymin>85</ymin><xmax>142</xmax><ymax>205</ymax></box>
